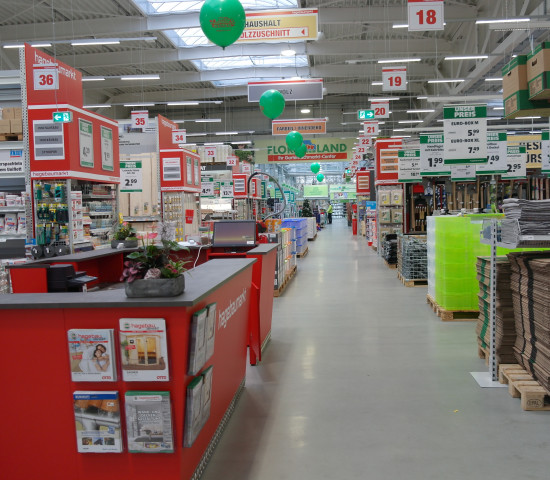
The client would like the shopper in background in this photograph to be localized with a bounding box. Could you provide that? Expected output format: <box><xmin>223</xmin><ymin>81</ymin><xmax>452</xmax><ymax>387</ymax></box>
<box><xmin>327</xmin><ymin>203</ymin><xmax>333</xmax><ymax>224</ymax></box>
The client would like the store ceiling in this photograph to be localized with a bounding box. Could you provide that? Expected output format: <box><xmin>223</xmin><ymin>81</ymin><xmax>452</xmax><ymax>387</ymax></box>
<box><xmin>0</xmin><ymin>0</ymin><xmax>549</xmax><ymax>155</ymax></box>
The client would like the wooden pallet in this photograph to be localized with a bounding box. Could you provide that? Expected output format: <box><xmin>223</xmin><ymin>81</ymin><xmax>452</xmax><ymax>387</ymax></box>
<box><xmin>0</xmin><ymin>134</ymin><xmax>22</xmax><ymax>141</ymax></box>
<box><xmin>384</xmin><ymin>260</ymin><xmax>397</xmax><ymax>269</ymax></box>
<box><xmin>477</xmin><ymin>343</ymin><xmax>490</xmax><ymax>366</ymax></box>
<box><xmin>397</xmin><ymin>272</ymin><xmax>428</xmax><ymax>287</ymax></box>
<box><xmin>499</xmin><ymin>364</ymin><xmax>550</xmax><ymax>411</ymax></box>
<box><xmin>273</xmin><ymin>265</ymin><xmax>297</xmax><ymax>297</ymax></box>
<box><xmin>426</xmin><ymin>294</ymin><xmax>478</xmax><ymax>322</ymax></box>
<box><xmin>297</xmin><ymin>247</ymin><xmax>309</xmax><ymax>258</ymax></box>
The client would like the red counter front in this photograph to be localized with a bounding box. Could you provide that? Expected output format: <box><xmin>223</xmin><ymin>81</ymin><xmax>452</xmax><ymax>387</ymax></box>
<box><xmin>0</xmin><ymin>259</ymin><xmax>255</xmax><ymax>480</ymax></box>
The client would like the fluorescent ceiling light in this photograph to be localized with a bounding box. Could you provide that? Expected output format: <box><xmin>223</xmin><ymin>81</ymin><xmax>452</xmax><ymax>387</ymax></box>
<box><xmin>378</xmin><ymin>58</ymin><xmax>421</xmax><ymax>64</ymax></box>
<box><xmin>290</xmin><ymin>76</ymin><xmax>302</xmax><ymax>80</ymax></box>
<box><xmin>368</xmin><ymin>97</ymin><xmax>400</xmax><ymax>101</ymax></box>
<box><xmin>120</xmin><ymin>74</ymin><xmax>160</xmax><ymax>81</ymax></box>
<box><xmin>444</xmin><ymin>55</ymin><xmax>488</xmax><ymax>61</ymax></box>
<box><xmin>281</xmin><ymin>49</ymin><xmax>296</xmax><ymax>56</ymax></box>
<box><xmin>301</xmin><ymin>109</ymin><xmax>311</xmax><ymax>113</ymax></box>
<box><xmin>371</xmin><ymin>82</ymin><xmax>383</xmax><ymax>86</ymax></box>
<box><xmin>398</xmin><ymin>120</ymin><xmax>423</xmax><ymax>124</ymax></box>
<box><xmin>427</xmin><ymin>79</ymin><xmax>464</xmax><ymax>83</ymax></box>
<box><xmin>83</xmin><ymin>104</ymin><xmax>112</xmax><ymax>109</ymax></box>
<box><xmin>393</xmin><ymin>129</ymin><xmax>407</xmax><ymax>132</ymax></box>
<box><xmin>31</xmin><ymin>43</ymin><xmax>52</xmax><ymax>48</ymax></box>
<box><xmin>3</xmin><ymin>44</ymin><xmax>24</xmax><ymax>49</ymax></box>
<box><xmin>417</xmin><ymin>96</ymin><xmax>428</xmax><ymax>100</ymax></box>
<box><xmin>485</xmin><ymin>78</ymin><xmax>502</xmax><ymax>82</ymax></box>
<box><xmin>195</xmin><ymin>118</ymin><xmax>222</xmax><ymax>123</ymax></box>
<box><xmin>493</xmin><ymin>107</ymin><xmax>504</xmax><ymax>110</ymax></box>
<box><xmin>82</xmin><ymin>76</ymin><xmax>105</xmax><ymax>82</ymax></box>
<box><xmin>167</xmin><ymin>101</ymin><xmax>199</xmax><ymax>106</ymax></box>
<box><xmin>205</xmin><ymin>142</ymin><xmax>224</xmax><ymax>146</ymax></box>
<box><xmin>406</xmin><ymin>109</ymin><xmax>435</xmax><ymax>113</ymax></box>
<box><xmin>231</xmin><ymin>141</ymin><xmax>252</xmax><ymax>144</ymax></box>
<box><xmin>215</xmin><ymin>131</ymin><xmax>239</xmax><ymax>135</ymax></box>
<box><xmin>516</xmin><ymin>116</ymin><xmax>541</xmax><ymax>119</ymax></box>
<box><xmin>187</xmin><ymin>133</ymin><xmax>207</xmax><ymax>137</ymax></box>
<box><xmin>476</xmin><ymin>18</ymin><xmax>530</xmax><ymax>24</ymax></box>
<box><xmin>392</xmin><ymin>24</ymin><xmax>409</xmax><ymax>29</ymax></box>
<box><xmin>124</xmin><ymin>103</ymin><xmax>155</xmax><ymax>107</ymax></box>
<box><xmin>71</xmin><ymin>39</ymin><xmax>120</xmax><ymax>46</ymax></box>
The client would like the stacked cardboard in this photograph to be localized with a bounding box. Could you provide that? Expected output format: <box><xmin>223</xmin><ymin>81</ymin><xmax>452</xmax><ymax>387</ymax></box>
<box><xmin>476</xmin><ymin>257</ymin><xmax>516</xmax><ymax>365</ymax></box>
<box><xmin>0</xmin><ymin>107</ymin><xmax>22</xmax><ymax>135</ymax></box>
<box><xmin>507</xmin><ymin>251</ymin><xmax>550</xmax><ymax>395</ymax></box>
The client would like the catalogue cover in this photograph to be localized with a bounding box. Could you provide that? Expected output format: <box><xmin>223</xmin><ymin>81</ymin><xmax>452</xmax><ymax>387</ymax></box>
<box><xmin>188</xmin><ymin>309</ymin><xmax>207</xmax><ymax>376</ymax></box>
<box><xmin>73</xmin><ymin>391</ymin><xmax>122</xmax><ymax>453</ymax></box>
<box><xmin>125</xmin><ymin>391</ymin><xmax>174</xmax><ymax>453</ymax></box>
<box><xmin>67</xmin><ymin>329</ymin><xmax>116</xmax><ymax>381</ymax></box>
<box><xmin>200</xmin><ymin>366</ymin><xmax>214</xmax><ymax>429</ymax></box>
<box><xmin>119</xmin><ymin>318</ymin><xmax>170</xmax><ymax>381</ymax></box>
<box><xmin>205</xmin><ymin>303</ymin><xmax>217</xmax><ymax>362</ymax></box>
<box><xmin>183</xmin><ymin>376</ymin><xmax>203</xmax><ymax>447</ymax></box>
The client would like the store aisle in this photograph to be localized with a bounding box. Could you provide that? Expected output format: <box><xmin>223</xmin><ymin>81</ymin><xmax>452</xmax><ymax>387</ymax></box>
<box><xmin>202</xmin><ymin>219</ymin><xmax>549</xmax><ymax>480</ymax></box>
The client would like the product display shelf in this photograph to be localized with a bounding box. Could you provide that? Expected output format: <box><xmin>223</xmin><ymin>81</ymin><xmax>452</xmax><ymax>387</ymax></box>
<box><xmin>377</xmin><ymin>185</ymin><xmax>403</xmax><ymax>252</ymax></box>
<box><xmin>332</xmin><ymin>203</ymin><xmax>345</xmax><ymax>218</ymax></box>
<box><xmin>397</xmin><ymin>234</ymin><xmax>427</xmax><ymax>283</ymax></box>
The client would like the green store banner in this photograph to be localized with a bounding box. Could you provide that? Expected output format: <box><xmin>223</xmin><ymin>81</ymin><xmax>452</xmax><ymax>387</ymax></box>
<box><xmin>303</xmin><ymin>185</ymin><xmax>329</xmax><ymax>197</ymax></box>
<box><xmin>254</xmin><ymin>137</ymin><xmax>356</xmax><ymax>164</ymax></box>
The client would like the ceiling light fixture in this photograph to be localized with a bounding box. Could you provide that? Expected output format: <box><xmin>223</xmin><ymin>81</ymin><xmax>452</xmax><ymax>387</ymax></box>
<box><xmin>485</xmin><ymin>78</ymin><xmax>503</xmax><ymax>82</ymax></box>
<box><xmin>31</xmin><ymin>43</ymin><xmax>52</xmax><ymax>48</ymax></box>
<box><xmin>186</xmin><ymin>133</ymin><xmax>207</xmax><ymax>137</ymax></box>
<box><xmin>3</xmin><ymin>44</ymin><xmax>24</xmax><ymax>49</ymax></box>
<box><xmin>120</xmin><ymin>74</ymin><xmax>160</xmax><ymax>81</ymax></box>
<box><xmin>444</xmin><ymin>55</ymin><xmax>488</xmax><ymax>60</ymax></box>
<box><xmin>476</xmin><ymin>18</ymin><xmax>530</xmax><ymax>24</ymax></box>
<box><xmin>516</xmin><ymin>116</ymin><xmax>541</xmax><ymax>119</ymax></box>
<box><xmin>231</xmin><ymin>141</ymin><xmax>252</xmax><ymax>145</ymax></box>
<box><xmin>368</xmin><ymin>97</ymin><xmax>400</xmax><ymax>101</ymax></box>
<box><xmin>378</xmin><ymin>58</ymin><xmax>421</xmax><ymax>64</ymax></box>
<box><xmin>371</xmin><ymin>82</ymin><xmax>383</xmax><ymax>86</ymax></box>
<box><xmin>83</xmin><ymin>104</ymin><xmax>112</xmax><ymax>109</ymax></box>
<box><xmin>392</xmin><ymin>24</ymin><xmax>409</xmax><ymax>29</ymax></box>
<box><xmin>493</xmin><ymin>107</ymin><xmax>504</xmax><ymax>110</ymax></box>
<box><xmin>406</xmin><ymin>109</ymin><xmax>435</xmax><ymax>113</ymax></box>
<box><xmin>194</xmin><ymin>118</ymin><xmax>222</xmax><ymax>123</ymax></box>
<box><xmin>123</xmin><ymin>103</ymin><xmax>155</xmax><ymax>107</ymax></box>
<box><xmin>398</xmin><ymin>120</ymin><xmax>424</xmax><ymax>124</ymax></box>
<box><xmin>417</xmin><ymin>96</ymin><xmax>428</xmax><ymax>100</ymax></box>
<box><xmin>301</xmin><ymin>108</ymin><xmax>311</xmax><ymax>113</ymax></box>
<box><xmin>204</xmin><ymin>142</ymin><xmax>224</xmax><ymax>146</ymax></box>
<box><xmin>167</xmin><ymin>101</ymin><xmax>200</xmax><ymax>106</ymax></box>
<box><xmin>215</xmin><ymin>131</ymin><xmax>239</xmax><ymax>135</ymax></box>
<box><xmin>71</xmin><ymin>39</ymin><xmax>120</xmax><ymax>46</ymax></box>
<box><xmin>281</xmin><ymin>49</ymin><xmax>296</xmax><ymax>56</ymax></box>
<box><xmin>427</xmin><ymin>79</ymin><xmax>465</xmax><ymax>83</ymax></box>
<box><xmin>82</xmin><ymin>77</ymin><xmax>106</xmax><ymax>82</ymax></box>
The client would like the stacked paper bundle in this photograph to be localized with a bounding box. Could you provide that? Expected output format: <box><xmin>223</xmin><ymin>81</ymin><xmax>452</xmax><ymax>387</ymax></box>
<box><xmin>502</xmin><ymin>199</ymin><xmax>550</xmax><ymax>243</ymax></box>
<box><xmin>476</xmin><ymin>257</ymin><xmax>516</xmax><ymax>365</ymax></box>
<box><xmin>508</xmin><ymin>251</ymin><xmax>550</xmax><ymax>395</ymax></box>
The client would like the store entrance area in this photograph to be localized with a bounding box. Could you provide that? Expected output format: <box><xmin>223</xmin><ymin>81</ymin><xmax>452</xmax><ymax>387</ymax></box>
<box><xmin>202</xmin><ymin>219</ymin><xmax>549</xmax><ymax>480</ymax></box>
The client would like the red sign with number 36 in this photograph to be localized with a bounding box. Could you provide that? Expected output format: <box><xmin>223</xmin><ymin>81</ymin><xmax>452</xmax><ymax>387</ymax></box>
<box><xmin>408</xmin><ymin>0</ymin><xmax>444</xmax><ymax>31</ymax></box>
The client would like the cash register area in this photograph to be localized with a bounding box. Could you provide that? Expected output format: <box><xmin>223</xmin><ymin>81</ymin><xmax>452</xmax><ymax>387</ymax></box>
<box><xmin>200</xmin><ymin>219</ymin><xmax>549</xmax><ymax>480</ymax></box>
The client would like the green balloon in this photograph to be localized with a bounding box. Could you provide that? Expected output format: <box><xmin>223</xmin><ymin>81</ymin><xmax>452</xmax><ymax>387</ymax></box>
<box><xmin>286</xmin><ymin>131</ymin><xmax>303</xmax><ymax>151</ymax></box>
<box><xmin>259</xmin><ymin>89</ymin><xmax>285</xmax><ymax>119</ymax></box>
<box><xmin>199</xmin><ymin>0</ymin><xmax>246</xmax><ymax>49</ymax></box>
<box><xmin>294</xmin><ymin>144</ymin><xmax>308</xmax><ymax>158</ymax></box>
<box><xmin>310</xmin><ymin>162</ymin><xmax>320</xmax><ymax>174</ymax></box>
<box><xmin>316</xmin><ymin>173</ymin><xmax>325</xmax><ymax>182</ymax></box>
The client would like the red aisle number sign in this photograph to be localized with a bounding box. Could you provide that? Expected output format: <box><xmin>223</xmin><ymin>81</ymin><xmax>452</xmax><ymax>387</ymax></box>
<box><xmin>33</xmin><ymin>64</ymin><xmax>59</xmax><ymax>91</ymax></box>
<box><xmin>172</xmin><ymin>129</ymin><xmax>187</xmax><ymax>144</ymax></box>
<box><xmin>359</xmin><ymin>136</ymin><xmax>372</xmax><ymax>147</ymax></box>
<box><xmin>205</xmin><ymin>147</ymin><xmax>217</xmax><ymax>158</ymax></box>
<box><xmin>363</xmin><ymin>121</ymin><xmax>379</xmax><ymax>136</ymax></box>
<box><xmin>370</xmin><ymin>102</ymin><xmax>390</xmax><ymax>119</ymax></box>
<box><xmin>408</xmin><ymin>0</ymin><xmax>444</xmax><ymax>31</ymax></box>
<box><xmin>382</xmin><ymin>67</ymin><xmax>407</xmax><ymax>92</ymax></box>
<box><xmin>131</xmin><ymin>110</ymin><xmax>148</xmax><ymax>129</ymax></box>
<box><xmin>226</xmin><ymin>155</ymin><xmax>238</xmax><ymax>166</ymax></box>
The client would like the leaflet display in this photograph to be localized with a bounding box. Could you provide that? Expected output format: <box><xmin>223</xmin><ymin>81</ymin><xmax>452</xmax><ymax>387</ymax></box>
<box><xmin>67</xmin><ymin>329</ymin><xmax>116</xmax><ymax>381</ymax></box>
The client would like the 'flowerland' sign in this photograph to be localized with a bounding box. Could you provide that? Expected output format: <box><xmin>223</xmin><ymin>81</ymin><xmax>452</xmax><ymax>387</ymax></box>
<box><xmin>254</xmin><ymin>137</ymin><xmax>356</xmax><ymax>163</ymax></box>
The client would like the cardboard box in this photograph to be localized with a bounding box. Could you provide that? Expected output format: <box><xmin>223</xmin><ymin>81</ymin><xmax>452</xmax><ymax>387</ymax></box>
<box><xmin>13</xmin><ymin>107</ymin><xmax>22</xmax><ymax>118</ymax></box>
<box><xmin>9</xmin><ymin>118</ymin><xmax>22</xmax><ymax>134</ymax></box>
<box><xmin>504</xmin><ymin>90</ymin><xmax>550</xmax><ymax>119</ymax></box>
<box><xmin>0</xmin><ymin>119</ymin><xmax>11</xmax><ymax>134</ymax></box>
<box><xmin>502</xmin><ymin>55</ymin><xmax>528</xmax><ymax>100</ymax></box>
<box><xmin>2</xmin><ymin>108</ymin><xmax>14</xmax><ymax>120</ymax></box>
<box><xmin>527</xmin><ymin>42</ymin><xmax>550</xmax><ymax>99</ymax></box>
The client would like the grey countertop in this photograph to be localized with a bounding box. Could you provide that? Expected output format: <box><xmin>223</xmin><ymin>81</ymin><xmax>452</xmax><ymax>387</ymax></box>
<box><xmin>15</xmin><ymin>247</ymin><xmax>139</xmax><ymax>266</ymax></box>
<box><xmin>247</xmin><ymin>244</ymin><xmax>278</xmax><ymax>255</ymax></box>
<box><xmin>0</xmin><ymin>258</ymin><xmax>256</xmax><ymax>309</ymax></box>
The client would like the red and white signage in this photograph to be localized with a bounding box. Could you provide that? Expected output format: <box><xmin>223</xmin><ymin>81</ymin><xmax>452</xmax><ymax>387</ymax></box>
<box><xmin>382</xmin><ymin>67</ymin><xmax>407</xmax><ymax>92</ymax></box>
<box><xmin>356</xmin><ymin>171</ymin><xmax>371</xmax><ymax>195</ymax></box>
<box><xmin>172</xmin><ymin>129</ymin><xmax>187</xmax><ymax>144</ymax></box>
<box><xmin>241</xmin><ymin>162</ymin><xmax>252</xmax><ymax>174</ymax></box>
<box><xmin>33</xmin><ymin>63</ymin><xmax>59</xmax><ymax>91</ymax></box>
<box><xmin>370</xmin><ymin>101</ymin><xmax>390</xmax><ymax>119</ymax></box>
<box><xmin>131</xmin><ymin>110</ymin><xmax>148</xmax><ymax>129</ymax></box>
<box><xmin>376</xmin><ymin>139</ymin><xmax>403</xmax><ymax>185</ymax></box>
<box><xmin>233</xmin><ymin>173</ymin><xmax>248</xmax><ymax>198</ymax></box>
<box><xmin>358</xmin><ymin>136</ymin><xmax>372</xmax><ymax>147</ymax></box>
<box><xmin>204</xmin><ymin>146</ymin><xmax>217</xmax><ymax>159</ymax></box>
<box><xmin>363</xmin><ymin>121</ymin><xmax>379</xmax><ymax>136</ymax></box>
<box><xmin>408</xmin><ymin>0</ymin><xmax>444</xmax><ymax>31</ymax></box>
<box><xmin>226</xmin><ymin>155</ymin><xmax>238</xmax><ymax>166</ymax></box>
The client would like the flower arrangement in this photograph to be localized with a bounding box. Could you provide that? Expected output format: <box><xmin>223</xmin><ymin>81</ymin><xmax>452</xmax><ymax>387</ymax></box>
<box><xmin>113</xmin><ymin>221</ymin><xmax>137</xmax><ymax>241</ymax></box>
<box><xmin>120</xmin><ymin>223</ymin><xmax>189</xmax><ymax>283</ymax></box>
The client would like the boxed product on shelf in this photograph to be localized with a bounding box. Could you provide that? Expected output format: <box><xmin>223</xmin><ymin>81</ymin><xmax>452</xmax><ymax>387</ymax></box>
<box><xmin>0</xmin><ymin>216</ymin><xmax>4</xmax><ymax>233</ymax></box>
<box><xmin>527</xmin><ymin>42</ymin><xmax>550</xmax><ymax>100</ymax></box>
<box><xmin>379</xmin><ymin>191</ymin><xmax>391</xmax><ymax>205</ymax></box>
<box><xmin>9</xmin><ymin>118</ymin><xmax>22</xmax><ymax>134</ymax></box>
<box><xmin>379</xmin><ymin>208</ymin><xmax>391</xmax><ymax>223</ymax></box>
<box><xmin>4</xmin><ymin>213</ymin><xmax>16</xmax><ymax>233</ymax></box>
<box><xmin>391</xmin><ymin>208</ymin><xmax>403</xmax><ymax>224</ymax></box>
<box><xmin>0</xmin><ymin>119</ymin><xmax>9</xmax><ymax>134</ymax></box>
<box><xmin>391</xmin><ymin>189</ymin><xmax>403</xmax><ymax>206</ymax></box>
<box><xmin>16</xmin><ymin>212</ymin><xmax>26</xmax><ymax>234</ymax></box>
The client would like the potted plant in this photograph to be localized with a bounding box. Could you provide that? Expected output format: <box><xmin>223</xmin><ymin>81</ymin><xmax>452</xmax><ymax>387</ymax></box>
<box><xmin>120</xmin><ymin>225</ymin><xmax>189</xmax><ymax>297</ymax></box>
<box><xmin>111</xmin><ymin>220</ymin><xmax>138</xmax><ymax>248</ymax></box>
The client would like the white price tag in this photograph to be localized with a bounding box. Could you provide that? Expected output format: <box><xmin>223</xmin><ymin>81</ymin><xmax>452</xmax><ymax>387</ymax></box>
<box><xmin>444</xmin><ymin>105</ymin><xmax>487</xmax><ymax>165</ymax></box>
<box><xmin>398</xmin><ymin>150</ymin><xmax>421</xmax><ymax>182</ymax></box>
<box><xmin>408</xmin><ymin>0</ymin><xmax>444</xmax><ymax>31</ymax></box>
<box><xmin>502</xmin><ymin>146</ymin><xmax>527</xmax><ymax>179</ymax></box>
<box><xmin>226</xmin><ymin>155</ymin><xmax>238</xmax><ymax>166</ymax></box>
<box><xmin>382</xmin><ymin>67</ymin><xmax>407</xmax><ymax>92</ymax></box>
<box><xmin>120</xmin><ymin>161</ymin><xmax>143</xmax><ymax>192</ymax></box>
<box><xmin>201</xmin><ymin>181</ymin><xmax>215</xmax><ymax>196</ymax></box>
<box><xmin>542</xmin><ymin>131</ymin><xmax>550</xmax><ymax>174</ymax></box>
<box><xmin>477</xmin><ymin>131</ymin><xmax>508</xmax><ymax>175</ymax></box>
<box><xmin>172</xmin><ymin>129</ymin><xmax>187</xmax><ymax>144</ymax></box>
<box><xmin>420</xmin><ymin>133</ymin><xmax>450</xmax><ymax>176</ymax></box>
<box><xmin>33</xmin><ymin>64</ymin><xmax>59</xmax><ymax>91</ymax></box>
<box><xmin>363</xmin><ymin>122</ymin><xmax>379</xmax><ymax>136</ymax></box>
<box><xmin>220</xmin><ymin>182</ymin><xmax>234</xmax><ymax>198</ymax></box>
<box><xmin>451</xmin><ymin>164</ymin><xmax>476</xmax><ymax>181</ymax></box>
<box><xmin>370</xmin><ymin>102</ymin><xmax>390</xmax><ymax>119</ymax></box>
<box><xmin>131</xmin><ymin>110</ymin><xmax>148</xmax><ymax>129</ymax></box>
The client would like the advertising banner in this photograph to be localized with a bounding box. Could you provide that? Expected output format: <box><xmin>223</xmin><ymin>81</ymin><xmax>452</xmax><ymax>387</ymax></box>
<box><xmin>239</xmin><ymin>9</ymin><xmax>318</xmax><ymax>43</ymax></box>
<box><xmin>272</xmin><ymin>118</ymin><xmax>327</xmax><ymax>135</ymax></box>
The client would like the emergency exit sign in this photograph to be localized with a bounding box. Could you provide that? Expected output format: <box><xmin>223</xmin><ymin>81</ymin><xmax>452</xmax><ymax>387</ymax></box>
<box><xmin>358</xmin><ymin>109</ymin><xmax>375</xmax><ymax>120</ymax></box>
<box><xmin>52</xmin><ymin>111</ymin><xmax>72</xmax><ymax>123</ymax></box>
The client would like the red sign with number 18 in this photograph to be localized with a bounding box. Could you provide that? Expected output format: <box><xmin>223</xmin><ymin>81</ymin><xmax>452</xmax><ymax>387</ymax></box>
<box><xmin>408</xmin><ymin>0</ymin><xmax>444</xmax><ymax>32</ymax></box>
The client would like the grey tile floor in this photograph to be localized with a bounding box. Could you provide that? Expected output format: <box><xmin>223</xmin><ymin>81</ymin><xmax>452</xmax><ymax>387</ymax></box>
<box><xmin>202</xmin><ymin>219</ymin><xmax>550</xmax><ymax>480</ymax></box>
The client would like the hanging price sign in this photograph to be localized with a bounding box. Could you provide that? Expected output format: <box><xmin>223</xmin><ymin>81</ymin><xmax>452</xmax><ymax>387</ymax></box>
<box><xmin>171</xmin><ymin>129</ymin><xmax>187</xmax><ymax>144</ymax></box>
<box><xmin>398</xmin><ymin>149</ymin><xmax>421</xmax><ymax>182</ymax></box>
<box><xmin>226</xmin><ymin>155</ymin><xmax>238</xmax><ymax>166</ymax></box>
<box><xmin>382</xmin><ymin>67</ymin><xmax>407</xmax><ymax>92</ymax></box>
<box><xmin>451</xmin><ymin>164</ymin><xmax>476</xmax><ymax>182</ymax></box>
<box><xmin>220</xmin><ymin>182</ymin><xmax>234</xmax><ymax>198</ymax></box>
<box><xmin>201</xmin><ymin>178</ymin><xmax>215</xmax><ymax>197</ymax></box>
<box><xmin>408</xmin><ymin>0</ymin><xmax>444</xmax><ymax>31</ymax></box>
<box><xmin>370</xmin><ymin>101</ymin><xmax>390</xmax><ymax>119</ymax></box>
<box><xmin>363</xmin><ymin>121</ymin><xmax>379</xmax><ymax>136</ymax></box>
<box><xmin>444</xmin><ymin>104</ymin><xmax>487</xmax><ymax>165</ymax></box>
<box><xmin>420</xmin><ymin>133</ymin><xmax>450</xmax><ymax>176</ymax></box>
<box><xmin>477</xmin><ymin>131</ymin><xmax>507</xmax><ymax>175</ymax></box>
<box><xmin>541</xmin><ymin>131</ymin><xmax>550</xmax><ymax>174</ymax></box>
<box><xmin>120</xmin><ymin>161</ymin><xmax>143</xmax><ymax>192</ymax></box>
<box><xmin>131</xmin><ymin>110</ymin><xmax>148</xmax><ymax>129</ymax></box>
<box><xmin>502</xmin><ymin>146</ymin><xmax>527</xmax><ymax>179</ymax></box>
<box><xmin>33</xmin><ymin>63</ymin><xmax>59</xmax><ymax>91</ymax></box>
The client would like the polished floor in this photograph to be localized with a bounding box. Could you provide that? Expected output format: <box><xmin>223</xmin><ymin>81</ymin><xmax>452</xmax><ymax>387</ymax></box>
<box><xmin>202</xmin><ymin>219</ymin><xmax>549</xmax><ymax>480</ymax></box>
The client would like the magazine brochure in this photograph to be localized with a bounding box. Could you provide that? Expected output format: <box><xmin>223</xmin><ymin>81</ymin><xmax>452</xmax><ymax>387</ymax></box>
<box><xmin>67</xmin><ymin>329</ymin><xmax>116</xmax><ymax>382</ymax></box>
<box><xmin>205</xmin><ymin>303</ymin><xmax>217</xmax><ymax>362</ymax></box>
<box><xmin>183</xmin><ymin>376</ymin><xmax>203</xmax><ymax>447</ymax></box>
<box><xmin>188</xmin><ymin>309</ymin><xmax>207</xmax><ymax>376</ymax></box>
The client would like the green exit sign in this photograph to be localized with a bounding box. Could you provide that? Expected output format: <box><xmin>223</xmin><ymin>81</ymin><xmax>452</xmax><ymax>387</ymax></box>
<box><xmin>358</xmin><ymin>109</ymin><xmax>375</xmax><ymax>120</ymax></box>
<box><xmin>52</xmin><ymin>111</ymin><xmax>73</xmax><ymax>123</ymax></box>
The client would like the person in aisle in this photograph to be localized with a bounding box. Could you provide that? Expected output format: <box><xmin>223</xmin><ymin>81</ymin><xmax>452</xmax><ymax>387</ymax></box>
<box><xmin>327</xmin><ymin>203</ymin><xmax>333</xmax><ymax>224</ymax></box>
